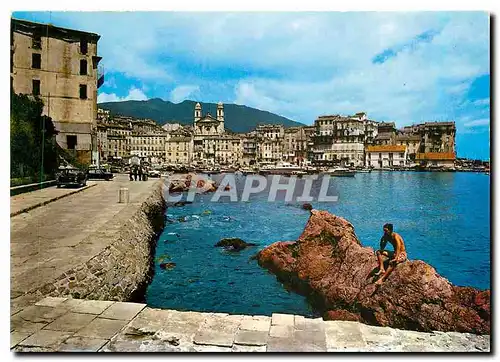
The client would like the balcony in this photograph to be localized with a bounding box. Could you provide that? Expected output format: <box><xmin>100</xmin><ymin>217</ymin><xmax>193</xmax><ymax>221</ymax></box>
<box><xmin>97</xmin><ymin>65</ymin><xmax>105</xmax><ymax>89</ymax></box>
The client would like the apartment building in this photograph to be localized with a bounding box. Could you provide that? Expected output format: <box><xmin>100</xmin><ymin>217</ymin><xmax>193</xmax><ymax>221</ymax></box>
<box><xmin>241</xmin><ymin>133</ymin><xmax>259</xmax><ymax>166</ymax></box>
<box><xmin>11</xmin><ymin>18</ymin><xmax>103</xmax><ymax>165</ymax></box>
<box><xmin>395</xmin><ymin>134</ymin><xmax>421</xmax><ymax>162</ymax></box>
<box><xmin>165</xmin><ymin>137</ymin><xmax>192</xmax><ymax>164</ymax></box>
<box><xmin>400</xmin><ymin>121</ymin><xmax>456</xmax><ymax>166</ymax></box>
<box><xmin>283</xmin><ymin>127</ymin><xmax>310</xmax><ymax>165</ymax></box>
<box><xmin>365</xmin><ymin>145</ymin><xmax>408</xmax><ymax>169</ymax></box>
<box><xmin>130</xmin><ymin>133</ymin><xmax>167</xmax><ymax>159</ymax></box>
<box><xmin>311</xmin><ymin>113</ymin><xmax>370</xmax><ymax>167</ymax></box>
<box><xmin>107</xmin><ymin>123</ymin><xmax>131</xmax><ymax>159</ymax></box>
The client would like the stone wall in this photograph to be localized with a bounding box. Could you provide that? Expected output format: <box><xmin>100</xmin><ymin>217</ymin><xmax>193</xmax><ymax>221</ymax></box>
<box><xmin>35</xmin><ymin>182</ymin><xmax>165</xmax><ymax>302</ymax></box>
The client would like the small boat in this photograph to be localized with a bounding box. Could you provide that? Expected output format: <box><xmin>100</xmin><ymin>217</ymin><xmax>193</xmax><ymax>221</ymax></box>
<box><xmin>355</xmin><ymin>169</ymin><xmax>372</xmax><ymax>173</ymax></box>
<box><xmin>324</xmin><ymin>167</ymin><xmax>356</xmax><ymax>177</ymax></box>
<box><xmin>240</xmin><ymin>168</ymin><xmax>257</xmax><ymax>175</ymax></box>
<box><xmin>260</xmin><ymin>162</ymin><xmax>304</xmax><ymax>175</ymax></box>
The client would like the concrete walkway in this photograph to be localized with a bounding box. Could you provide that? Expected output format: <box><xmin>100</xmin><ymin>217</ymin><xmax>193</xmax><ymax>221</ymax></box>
<box><xmin>10</xmin><ymin>297</ymin><xmax>489</xmax><ymax>352</ymax></box>
<box><xmin>10</xmin><ymin>175</ymin><xmax>162</xmax><ymax>312</ymax></box>
<box><xmin>10</xmin><ymin>182</ymin><xmax>97</xmax><ymax>217</ymax></box>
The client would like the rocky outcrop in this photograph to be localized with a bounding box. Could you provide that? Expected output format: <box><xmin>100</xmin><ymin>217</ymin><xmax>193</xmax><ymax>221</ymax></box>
<box><xmin>215</xmin><ymin>238</ymin><xmax>258</xmax><ymax>252</ymax></box>
<box><xmin>256</xmin><ymin>210</ymin><xmax>490</xmax><ymax>335</ymax></box>
<box><xmin>168</xmin><ymin>173</ymin><xmax>217</xmax><ymax>193</ymax></box>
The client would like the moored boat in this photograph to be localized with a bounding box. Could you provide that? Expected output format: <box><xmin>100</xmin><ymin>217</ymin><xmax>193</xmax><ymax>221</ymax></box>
<box><xmin>324</xmin><ymin>167</ymin><xmax>356</xmax><ymax>177</ymax></box>
<box><xmin>259</xmin><ymin>162</ymin><xmax>303</xmax><ymax>175</ymax></box>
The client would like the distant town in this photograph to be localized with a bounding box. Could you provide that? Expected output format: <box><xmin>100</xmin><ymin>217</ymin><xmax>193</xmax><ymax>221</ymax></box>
<box><xmin>11</xmin><ymin>18</ymin><xmax>489</xmax><ymax>175</ymax></box>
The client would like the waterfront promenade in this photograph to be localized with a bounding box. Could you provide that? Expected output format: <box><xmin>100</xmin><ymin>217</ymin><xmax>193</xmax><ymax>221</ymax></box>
<box><xmin>10</xmin><ymin>174</ymin><xmax>490</xmax><ymax>352</ymax></box>
<box><xmin>10</xmin><ymin>175</ymin><xmax>161</xmax><ymax>313</ymax></box>
<box><xmin>11</xmin><ymin>297</ymin><xmax>489</xmax><ymax>352</ymax></box>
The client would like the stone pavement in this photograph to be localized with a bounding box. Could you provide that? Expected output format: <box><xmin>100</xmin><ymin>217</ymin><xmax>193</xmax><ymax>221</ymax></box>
<box><xmin>10</xmin><ymin>175</ymin><xmax>163</xmax><ymax>312</ymax></box>
<box><xmin>10</xmin><ymin>182</ymin><xmax>97</xmax><ymax>217</ymax></box>
<box><xmin>10</xmin><ymin>297</ymin><xmax>490</xmax><ymax>352</ymax></box>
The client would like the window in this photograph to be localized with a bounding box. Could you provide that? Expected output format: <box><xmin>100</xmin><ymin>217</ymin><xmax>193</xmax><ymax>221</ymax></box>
<box><xmin>67</xmin><ymin>135</ymin><xmax>77</xmax><ymax>150</ymax></box>
<box><xmin>32</xmin><ymin>53</ymin><xmax>41</xmax><ymax>69</ymax></box>
<box><xmin>80</xmin><ymin>59</ymin><xmax>87</xmax><ymax>75</ymax></box>
<box><xmin>400</xmin><ymin>153</ymin><xmax>404</xmax><ymax>158</ymax></box>
<box><xmin>79</xmin><ymin>84</ymin><xmax>87</xmax><ymax>99</ymax></box>
<box><xmin>32</xmin><ymin>34</ymin><xmax>42</xmax><ymax>49</ymax></box>
<box><xmin>32</xmin><ymin>79</ymin><xmax>40</xmax><ymax>96</ymax></box>
<box><xmin>80</xmin><ymin>38</ymin><xmax>88</xmax><ymax>55</ymax></box>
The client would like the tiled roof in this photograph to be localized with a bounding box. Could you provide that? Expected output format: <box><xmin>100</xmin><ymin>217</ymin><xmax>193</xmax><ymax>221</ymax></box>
<box><xmin>416</xmin><ymin>152</ymin><xmax>455</xmax><ymax>160</ymax></box>
<box><xmin>366</xmin><ymin>145</ymin><xmax>406</xmax><ymax>152</ymax></box>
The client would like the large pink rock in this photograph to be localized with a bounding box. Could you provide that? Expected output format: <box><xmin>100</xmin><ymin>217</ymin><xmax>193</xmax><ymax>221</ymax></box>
<box><xmin>257</xmin><ymin>210</ymin><xmax>490</xmax><ymax>334</ymax></box>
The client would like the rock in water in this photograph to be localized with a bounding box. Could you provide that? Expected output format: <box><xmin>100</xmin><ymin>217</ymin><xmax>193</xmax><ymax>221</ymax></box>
<box><xmin>215</xmin><ymin>238</ymin><xmax>258</xmax><ymax>252</ymax></box>
<box><xmin>159</xmin><ymin>262</ymin><xmax>176</xmax><ymax>270</ymax></box>
<box><xmin>256</xmin><ymin>210</ymin><xmax>490</xmax><ymax>335</ymax></box>
<box><xmin>302</xmin><ymin>203</ymin><xmax>313</xmax><ymax>211</ymax></box>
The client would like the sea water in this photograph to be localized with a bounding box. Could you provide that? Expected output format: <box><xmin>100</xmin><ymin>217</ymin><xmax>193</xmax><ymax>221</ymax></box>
<box><xmin>145</xmin><ymin>172</ymin><xmax>490</xmax><ymax>316</ymax></box>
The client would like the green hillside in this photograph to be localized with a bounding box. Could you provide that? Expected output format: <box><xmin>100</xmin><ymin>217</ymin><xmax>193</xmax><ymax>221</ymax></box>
<box><xmin>98</xmin><ymin>99</ymin><xmax>304</xmax><ymax>133</ymax></box>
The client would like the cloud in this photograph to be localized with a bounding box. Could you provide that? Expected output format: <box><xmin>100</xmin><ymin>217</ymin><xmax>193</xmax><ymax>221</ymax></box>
<box><xmin>372</xmin><ymin>29</ymin><xmax>442</xmax><ymax>64</ymax></box>
<box><xmin>169</xmin><ymin>85</ymin><xmax>200</xmax><ymax>103</ymax></box>
<box><xmin>97</xmin><ymin>87</ymin><xmax>148</xmax><ymax>103</ymax></box>
<box><xmin>464</xmin><ymin>119</ymin><xmax>490</xmax><ymax>128</ymax></box>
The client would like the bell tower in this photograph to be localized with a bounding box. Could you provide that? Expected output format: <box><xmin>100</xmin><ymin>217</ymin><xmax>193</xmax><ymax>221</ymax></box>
<box><xmin>194</xmin><ymin>102</ymin><xmax>202</xmax><ymax>123</ymax></box>
<box><xmin>217</xmin><ymin>102</ymin><xmax>224</xmax><ymax>133</ymax></box>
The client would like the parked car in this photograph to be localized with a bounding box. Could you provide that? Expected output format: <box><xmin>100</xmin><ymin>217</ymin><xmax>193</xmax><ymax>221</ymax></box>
<box><xmin>87</xmin><ymin>168</ymin><xmax>114</xmax><ymax>181</ymax></box>
<box><xmin>148</xmin><ymin>169</ymin><xmax>161</xmax><ymax>178</ymax></box>
<box><xmin>56</xmin><ymin>166</ymin><xmax>87</xmax><ymax>188</ymax></box>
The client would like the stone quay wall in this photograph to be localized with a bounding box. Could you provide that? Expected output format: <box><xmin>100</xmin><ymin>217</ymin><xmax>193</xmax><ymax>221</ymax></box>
<box><xmin>33</xmin><ymin>182</ymin><xmax>166</xmax><ymax>302</ymax></box>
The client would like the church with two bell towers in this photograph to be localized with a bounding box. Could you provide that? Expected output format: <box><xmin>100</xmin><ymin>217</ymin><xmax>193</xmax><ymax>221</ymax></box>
<box><xmin>194</xmin><ymin>102</ymin><xmax>225</xmax><ymax>136</ymax></box>
<box><xmin>192</xmin><ymin>102</ymin><xmax>242</xmax><ymax>166</ymax></box>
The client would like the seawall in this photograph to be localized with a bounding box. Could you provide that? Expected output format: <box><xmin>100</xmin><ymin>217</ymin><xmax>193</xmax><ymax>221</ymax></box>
<box><xmin>10</xmin><ymin>176</ymin><xmax>166</xmax><ymax>311</ymax></box>
<box><xmin>43</xmin><ymin>182</ymin><xmax>166</xmax><ymax>302</ymax></box>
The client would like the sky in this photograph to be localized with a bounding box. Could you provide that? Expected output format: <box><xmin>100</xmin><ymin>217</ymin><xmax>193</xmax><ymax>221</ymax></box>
<box><xmin>12</xmin><ymin>11</ymin><xmax>490</xmax><ymax>160</ymax></box>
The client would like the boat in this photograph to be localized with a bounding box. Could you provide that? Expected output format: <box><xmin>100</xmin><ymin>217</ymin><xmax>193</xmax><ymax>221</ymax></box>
<box><xmin>324</xmin><ymin>167</ymin><xmax>356</xmax><ymax>177</ymax></box>
<box><xmin>259</xmin><ymin>162</ymin><xmax>304</xmax><ymax>175</ymax></box>
<box><xmin>240</xmin><ymin>167</ymin><xmax>257</xmax><ymax>175</ymax></box>
<box><xmin>355</xmin><ymin>168</ymin><xmax>372</xmax><ymax>173</ymax></box>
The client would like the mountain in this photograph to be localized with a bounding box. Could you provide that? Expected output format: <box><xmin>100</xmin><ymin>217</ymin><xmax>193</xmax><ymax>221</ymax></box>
<box><xmin>97</xmin><ymin>99</ymin><xmax>305</xmax><ymax>133</ymax></box>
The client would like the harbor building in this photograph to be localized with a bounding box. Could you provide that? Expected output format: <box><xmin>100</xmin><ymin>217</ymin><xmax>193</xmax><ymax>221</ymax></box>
<box><xmin>365</xmin><ymin>145</ymin><xmax>408</xmax><ymax>169</ymax></box>
<box><xmin>165</xmin><ymin>136</ymin><xmax>193</xmax><ymax>165</ymax></box>
<box><xmin>400</xmin><ymin>121</ymin><xmax>456</xmax><ymax>166</ymax></box>
<box><xmin>241</xmin><ymin>133</ymin><xmax>259</xmax><ymax>166</ymax></box>
<box><xmin>311</xmin><ymin>113</ymin><xmax>371</xmax><ymax>167</ymax></box>
<box><xmin>415</xmin><ymin>152</ymin><xmax>456</xmax><ymax>169</ymax></box>
<box><xmin>395</xmin><ymin>134</ymin><xmax>421</xmax><ymax>163</ymax></box>
<box><xmin>374</xmin><ymin>122</ymin><xmax>397</xmax><ymax>146</ymax></box>
<box><xmin>11</xmin><ymin>18</ymin><xmax>104</xmax><ymax>166</ymax></box>
<box><xmin>283</xmin><ymin>127</ymin><xmax>310</xmax><ymax>166</ymax></box>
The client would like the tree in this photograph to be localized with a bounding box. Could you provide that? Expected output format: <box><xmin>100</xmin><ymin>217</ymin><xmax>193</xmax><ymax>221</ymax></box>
<box><xmin>10</xmin><ymin>91</ymin><xmax>58</xmax><ymax>180</ymax></box>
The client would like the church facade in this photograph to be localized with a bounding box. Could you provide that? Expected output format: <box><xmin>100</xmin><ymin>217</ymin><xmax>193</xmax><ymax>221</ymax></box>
<box><xmin>192</xmin><ymin>102</ymin><xmax>242</xmax><ymax>165</ymax></box>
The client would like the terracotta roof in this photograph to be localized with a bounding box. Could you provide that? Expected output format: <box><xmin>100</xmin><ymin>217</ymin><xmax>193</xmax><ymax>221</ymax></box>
<box><xmin>416</xmin><ymin>152</ymin><xmax>455</xmax><ymax>161</ymax></box>
<box><xmin>366</xmin><ymin>145</ymin><xmax>406</xmax><ymax>152</ymax></box>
